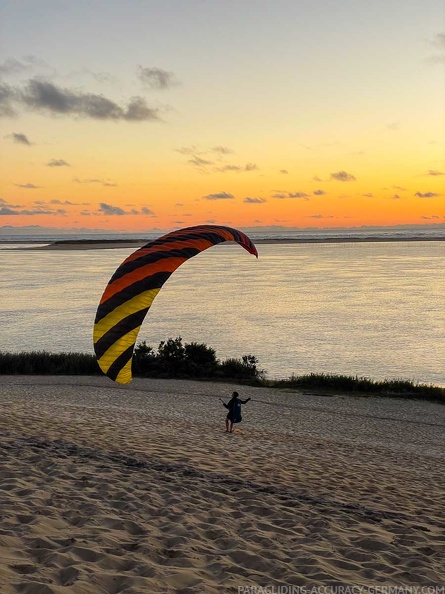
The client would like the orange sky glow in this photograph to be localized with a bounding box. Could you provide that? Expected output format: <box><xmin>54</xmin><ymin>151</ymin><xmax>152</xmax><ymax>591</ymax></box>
<box><xmin>1</xmin><ymin>1</ymin><xmax>444</xmax><ymax>234</ymax></box>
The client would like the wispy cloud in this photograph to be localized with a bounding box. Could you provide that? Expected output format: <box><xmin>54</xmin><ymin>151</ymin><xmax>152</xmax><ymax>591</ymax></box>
<box><xmin>215</xmin><ymin>163</ymin><xmax>258</xmax><ymax>173</ymax></box>
<box><xmin>74</xmin><ymin>177</ymin><xmax>117</xmax><ymax>186</ymax></box>
<box><xmin>47</xmin><ymin>159</ymin><xmax>70</xmax><ymax>167</ymax></box>
<box><xmin>330</xmin><ymin>171</ymin><xmax>356</xmax><ymax>182</ymax></box>
<box><xmin>211</xmin><ymin>146</ymin><xmax>233</xmax><ymax>155</ymax></box>
<box><xmin>49</xmin><ymin>199</ymin><xmax>89</xmax><ymax>205</ymax></box>
<box><xmin>272</xmin><ymin>192</ymin><xmax>310</xmax><ymax>200</ymax></box>
<box><xmin>427</xmin><ymin>33</ymin><xmax>445</xmax><ymax>64</ymax></box>
<box><xmin>15</xmin><ymin>183</ymin><xmax>40</xmax><ymax>189</ymax></box>
<box><xmin>1</xmin><ymin>78</ymin><xmax>161</xmax><ymax>121</ymax></box>
<box><xmin>279</xmin><ymin>169</ymin><xmax>288</xmax><ymax>174</ymax></box>
<box><xmin>0</xmin><ymin>56</ymin><xmax>52</xmax><ymax>77</ymax></box>
<box><xmin>98</xmin><ymin>203</ymin><xmax>155</xmax><ymax>216</ymax></box>
<box><xmin>0</xmin><ymin>206</ymin><xmax>63</xmax><ymax>215</ymax></box>
<box><xmin>202</xmin><ymin>192</ymin><xmax>235</xmax><ymax>201</ymax></box>
<box><xmin>244</xmin><ymin>197</ymin><xmax>267</xmax><ymax>204</ymax></box>
<box><xmin>176</xmin><ymin>146</ymin><xmax>202</xmax><ymax>155</ymax></box>
<box><xmin>137</xmin><ymin>66</ymin><xmax>176</xmax><ymax>89</ymax></box>
<box><xmin>415</xmin><ymin>191</ymin><xmax>439</xmax><ymax>198</ymax></box>
<box><xmin>6</xmin><ymin>132</ymin><xmax>31</xmax><ymax>145</ymax></box>
<box><xmin>0</xmin><ymin>197</ymin><xmax>66</xmax><ymax>216</ymax></box>
<box><xmin>426</xmin><ymin>169</ymin><xmax>444</xmax><ymax>176</ymax></box>
<box><xmin>313</xmin><ymin>190</ymin><xmax>326</xmax><ymax>196</ymax></box>
<box><xmin>0</xmin><ymin>82</ymin><xmax>17</xmax><ymax>116</ymax></box>
<box><xmin>188</xmin><ymin>156</ymin><xmax>214</xmax><ymax>168</ymax></box>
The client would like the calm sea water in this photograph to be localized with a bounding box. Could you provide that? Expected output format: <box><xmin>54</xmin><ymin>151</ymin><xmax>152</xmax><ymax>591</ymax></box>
<box><xmin>1</xmin><ymin>241</ymin><xmax>444</xmax><ymax>385</ymax></box>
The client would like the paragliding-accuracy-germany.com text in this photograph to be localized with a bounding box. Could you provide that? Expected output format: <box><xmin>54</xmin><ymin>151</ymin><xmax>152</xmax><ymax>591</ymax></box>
<box><xmin>237</xmin><ymin>587</ymin><xmax>445</xmax><ymax>594</ymax></box>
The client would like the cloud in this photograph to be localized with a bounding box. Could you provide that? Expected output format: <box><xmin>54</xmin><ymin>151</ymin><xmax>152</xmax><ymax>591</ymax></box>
<box><xmin>0</xmin><ymin>196</ymin><xmax>66</xmax><ymax>216</ymax></box>
<box><xmin>288</xmin><ymin>192</ymin><xmax>310</xmax><ymax>199</ymax></box>
<box><xmin>313</xmin><ymin>190</ymin><xmax>326</xmax><ymax>196</ymax></box>
<box><xmin>188</xmin><ymin>156</ymin><xmax>214</xmax><ymax>167</ymax></box>
<box><xmin>49</xmin><ymin>199</ymin><xmax>88</xmax><ymax>205</ymax></box>
<box><xmin>3</xmin><ymin>78</ymin><xmax>160</xmax><ymax>121</ymax></box>
<box><xmin>98</xmin><ymin>203</ymin><xmax>156</xmax><ymax>216</ymax></box>
<box><xmin>47</xmin><ymin>159</ymin><xmax>70</xmax><ymax>167</ymax></box>
<box><xmin>138</xmin><ymin>66</ymin><xmax>176</xmax><ymax>89</ymax></box>
<box><xmin>427</xmin><ymin>33</ymin><xmax>445</xmax><ymax>64</ymax></box>
<box><xmin>312</xmin><ymin>175</ymin><xmax>322</xmax><ymax>182</ymax></box>
<box><xmin>215</xmin><ymin>163</ymin><xmax>258</xmax><ymax>173</ymax></box>
<box><xmin>362</xmin><ymin>193</ymin><xmax>373</xmax><ymax>197</ymax></box>
<box><xmin>0</xmin><ymin>58</ymin><xmax>29</xmax><ymax>76</ymax></box>
<box><xmin>427</xmin><ymin>169</ymin><xmax>444</xmax><ymax>176</ymax></box>
<box><xmin>244</xmin><ymin>197</ymin><xmax>267</xmax><ymax>204</ymax></box>
<box><xmin>390</xmin><ymin>194</ymin><xmax>401</xmax><ymax>200</ymax></box>
<box><xmin>0</xmin><ymin>82</ymin><xmax>17</xmax><ymax>116</ymax></box>
<box><xmin>386</xmin><ymin>122</ymin><xmax>400</xmax><ymax>131</ymax></box>
<box><xmin>433</xmin><ymin>33</ymin><xmax>445</xmax><ymax>48</ymax></box>
<box><xmin>415</xmin><ymin>192</ymin><xmax>439</xmax><ymax>198</ymax></box>
<box><xmin>307</xmin><ymin>214</ymin><xmax>334</xmax><ymax>219</ymax></box>
<box><xmin>0</xmin><ymin>56</ymin><xmax>53</xmax><ymax>77</ymax></box>
<box><xmin>6</xmin><ymin>132</ymin><xmax>31</xmax><ymax>145</ymax></box>
<box><xmin>176</xmin><ymin>146</ymin><xmax>201</xmax><ymax>155</ymax></box>
<box><xmin>15</xmin><ymin>183</ymin><xmax>40</xmax><ymax>189</ymax></box>
<box><xmin>202</xmin><ymin>192</ymin><xmax>235</xmax><ymax>201</ymax></box>
<box><xmin>273</xmin><ymin>191</ymin><xmax>309</xmax><ymax>200</ymax></box>
<box><xmin>74</xmin><ymin>177</ymin><xmax>116</xmax><ymax>186</ymax></box>
<box><xmin>0</xmin><ymin>207</ymin><xmax>20</xmax><ymax>215</ymax></box>
<box><xmin>1</xmin><ymin>207</ymin><xmax>57</xmax><ymax>215</ymax></box>
<box><xmin>99</xmin><ymin>203</ymin><xmax>126</xmax><ymax>215</ymax></box>
<box><xmin>211</xmin><ymin>146</ymin><xmax>233</xmax><ymax>155</ymax></box>
<box><xmin>279</xmin><ymin>169</ymin><xmax>288</xmax><ymax>174</ymax></box>
<box><xmin>330</xmin><ymin>171</ymin><xmax>356</xmax><ymax>182</ymax></box>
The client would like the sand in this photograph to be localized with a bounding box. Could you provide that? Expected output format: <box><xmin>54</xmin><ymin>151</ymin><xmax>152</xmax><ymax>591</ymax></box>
<box><xmin>0</xmin><ymin>376</ymin><xmax>444</xmax><ymax>593</ymax></box>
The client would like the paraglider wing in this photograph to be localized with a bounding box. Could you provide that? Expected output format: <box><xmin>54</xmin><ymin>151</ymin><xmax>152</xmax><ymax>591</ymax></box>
<box><xmin>93</xmin><ymin>225</ymin><xmax>258</xmax><ymax>384</ymax></box>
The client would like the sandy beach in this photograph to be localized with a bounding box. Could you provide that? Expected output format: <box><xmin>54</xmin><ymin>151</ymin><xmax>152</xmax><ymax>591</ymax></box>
<box><xmin>0</xmin><ymin>376</ymin><xmax>444</xmax><ymax>593</ymax></box>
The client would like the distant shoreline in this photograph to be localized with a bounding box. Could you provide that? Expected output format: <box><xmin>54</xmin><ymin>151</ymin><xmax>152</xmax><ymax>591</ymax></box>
<box><xmin>5</xmin><ymin>235</ymin><xmax>445</xmax><ymax>250</ymax></box>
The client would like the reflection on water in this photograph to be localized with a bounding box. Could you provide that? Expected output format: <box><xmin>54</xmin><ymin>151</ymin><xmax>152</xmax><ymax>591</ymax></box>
<box><xmin>1</xmin><ymin>241</ymin><xmax>444</xmax><ymax>384</ymax></box>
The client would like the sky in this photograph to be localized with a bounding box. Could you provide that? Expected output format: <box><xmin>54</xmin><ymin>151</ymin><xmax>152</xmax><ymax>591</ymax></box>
<box><xmin>1</xmin><ymin>0</ymin><xmax>444</xmax><ymax>234</ymax></box>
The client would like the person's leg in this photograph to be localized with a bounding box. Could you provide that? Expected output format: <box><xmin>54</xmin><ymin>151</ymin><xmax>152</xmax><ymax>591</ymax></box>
<box><xmin>229</xmin><ymin>420</ymin><xmax>234</xmax><ymax>433</ymax></box>
<box><xmin>225</xmin><ymin>417</ymin><xmax>230</xmax><ymax>432</ymax></box>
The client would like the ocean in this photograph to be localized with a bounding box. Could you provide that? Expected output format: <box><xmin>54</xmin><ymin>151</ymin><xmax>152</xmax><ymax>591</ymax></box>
<box><xmin>1</xmin><ymin>237</ymin><xmax>444</xmax><ymax>385</ymax></box>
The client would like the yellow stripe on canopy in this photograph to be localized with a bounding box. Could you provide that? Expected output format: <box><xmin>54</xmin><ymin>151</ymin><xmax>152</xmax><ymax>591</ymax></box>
<box><xmin>97</xmin><ymin>326</ymin><xmax>142</xmax><ymax>376</ymax></box>
<box><xmin>93</xmin><ymin>288</ymin><xmax>160</xmax><ymax>342</ymax></box>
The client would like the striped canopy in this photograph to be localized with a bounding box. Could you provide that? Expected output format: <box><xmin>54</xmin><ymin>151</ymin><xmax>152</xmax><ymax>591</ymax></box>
<box><xmin>93</xmin><ymin>225</ymin><xmax>258</xmax><ymax>384</ymax></box>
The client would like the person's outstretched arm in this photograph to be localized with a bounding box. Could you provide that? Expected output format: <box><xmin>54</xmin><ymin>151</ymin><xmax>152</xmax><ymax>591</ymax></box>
<box><xmin>240</xmin><ymin>398</ymin><xmax>251</xmax><ymax>404</ymax></box>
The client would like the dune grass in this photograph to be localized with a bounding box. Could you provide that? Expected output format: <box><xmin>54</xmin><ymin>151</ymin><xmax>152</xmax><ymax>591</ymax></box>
<box><xmin>268</xmin><ymin>373</ymin><xmax>445</xmax><ymax>403</ymax></box>
<box><xmin>0</xmin><ymin>345</ymin><xmax>443</xmax><ymax>403</ymax></box>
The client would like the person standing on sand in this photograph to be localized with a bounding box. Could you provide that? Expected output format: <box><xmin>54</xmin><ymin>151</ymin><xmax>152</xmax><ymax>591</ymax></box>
<box><xmin>221</xmin><ymin>391</ymin><xmax>251</xmax><ymax>433</ymax></box>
